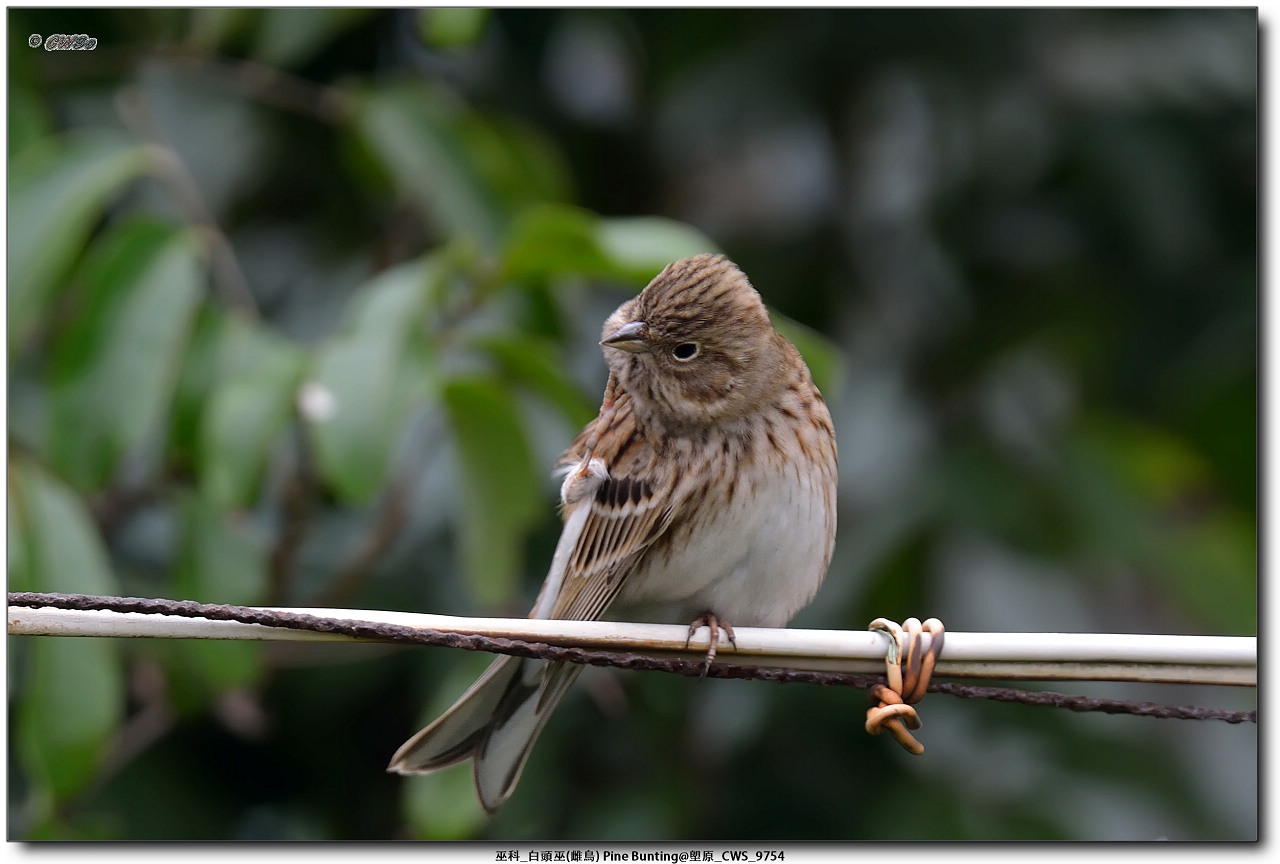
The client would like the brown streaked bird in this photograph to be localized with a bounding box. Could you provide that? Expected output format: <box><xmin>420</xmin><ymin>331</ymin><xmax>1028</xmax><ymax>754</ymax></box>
<box><xmin>388</xmin><ymin>253</ymin><xmax>838</xmax><ymax>812</ymax></box>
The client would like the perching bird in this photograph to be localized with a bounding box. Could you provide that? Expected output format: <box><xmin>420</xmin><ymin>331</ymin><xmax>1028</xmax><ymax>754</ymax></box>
<box><xmin>388</xmin><ymin>253</ymin><xmax>838</xmax><ymax>812</ymax></box>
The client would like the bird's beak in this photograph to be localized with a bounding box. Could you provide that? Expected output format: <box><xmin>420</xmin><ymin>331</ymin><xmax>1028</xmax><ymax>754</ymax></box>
<box><xmin>601</xmin><ymin>320</ymin><xmax>651</xmax><ymax>353</ymax></box>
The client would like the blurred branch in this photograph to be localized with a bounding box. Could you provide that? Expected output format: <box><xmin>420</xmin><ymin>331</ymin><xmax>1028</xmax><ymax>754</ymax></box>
<box><xmin>96</xmin><ymin>659</ymin><xmax>176</xmax><ymax>785</ymax></box>
<box><xmin>168</xmin><ymin>53</ymin><xmax>352</xmax><ymax>125</ymax></box>
<box><xmin>115</xmin><ymin>86</ymin><xmax>260</xmax><ymax>319</ymax></box>
<box><xmin>37</xmin><ymin>46</ymin><xmax>352</xmax><ymax>126</ymax></box>
<box><xmin>89</xmin><ymin>483</ymin><xmax>160</xmax><ymax>536</ymax></box>
<box><xmin>8</xmin><ymin>593</ymin><xmax>1258</xmax><ymax>726</ymax></box>
<box><xmin>308</xmin><ymin>417</ymin><xmax>443</xmax><ymax>609</ymax></box>
<box><xmin>311</xmin><ymin>476</ymin><xmax>413</xmax><ymax>608</ymax></box>
<box><xmin>265</xmin><ymin>424</ymin><xmax>319</xmax><ymax>605</ymax></box>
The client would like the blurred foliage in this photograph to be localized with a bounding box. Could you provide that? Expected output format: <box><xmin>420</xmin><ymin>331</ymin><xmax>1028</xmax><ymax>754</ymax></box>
<box><xmin>6</xmin><ymin>7</ymin><xmax>1255</xmax><ymax>842</ymax></box>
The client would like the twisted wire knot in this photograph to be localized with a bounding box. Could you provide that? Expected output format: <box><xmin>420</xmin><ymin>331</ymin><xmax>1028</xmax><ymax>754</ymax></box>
<box><xmin>865</xmin><ymin>617</ymin><xmax>946</xmax><ymax>754</ymax></box>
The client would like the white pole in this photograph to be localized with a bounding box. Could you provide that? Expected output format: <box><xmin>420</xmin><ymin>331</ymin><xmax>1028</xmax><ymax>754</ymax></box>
<box><xmin>6</xmin><ymin>603</ymin><xmax>1256</xmax><ymax>687</ymax></box>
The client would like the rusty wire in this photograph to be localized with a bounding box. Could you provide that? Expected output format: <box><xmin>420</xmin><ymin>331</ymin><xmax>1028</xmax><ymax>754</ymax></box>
<box><xmin>865</xmin><ymin>617</ymin><xmax>949</xmax><ymax>753</ymax></box>
<box><xmin>7</xmin><ymin>591</ymin><xmax>1256</xmax><ymax>725</ymax></box>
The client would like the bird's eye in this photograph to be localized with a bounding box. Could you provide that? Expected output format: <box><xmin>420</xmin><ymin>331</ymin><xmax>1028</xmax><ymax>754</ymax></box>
<box><xmin>672</xmin><ymin>342</ymin><xmax>700</xmax><ymax>361</ymax></box>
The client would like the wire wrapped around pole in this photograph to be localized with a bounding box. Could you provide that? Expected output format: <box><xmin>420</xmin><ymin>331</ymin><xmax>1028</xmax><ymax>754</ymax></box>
<box><xmin>6</xmin><ymin>592</ymin><xmax>1256</xmax><ymax>725</ymax></box>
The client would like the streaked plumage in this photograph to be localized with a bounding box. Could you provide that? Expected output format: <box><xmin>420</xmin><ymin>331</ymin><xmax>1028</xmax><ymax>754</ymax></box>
<box><xmin>388</xmin><ymin>254</ymin><xmax>837</xmax><ymax>812</ymax></box>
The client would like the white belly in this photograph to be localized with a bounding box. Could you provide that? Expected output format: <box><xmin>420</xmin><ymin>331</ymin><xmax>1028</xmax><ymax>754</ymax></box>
<box><xmin>614</xmin><ymin>459</ymin><xmax>832</xmax><ymax>629</ymax></box>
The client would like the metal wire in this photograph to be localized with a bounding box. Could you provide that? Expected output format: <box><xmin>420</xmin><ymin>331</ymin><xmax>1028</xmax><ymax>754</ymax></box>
<box><xmin>6</xmin><ymin>591</ymin><xmax>1256</xmax><ymax>724</ymax></box>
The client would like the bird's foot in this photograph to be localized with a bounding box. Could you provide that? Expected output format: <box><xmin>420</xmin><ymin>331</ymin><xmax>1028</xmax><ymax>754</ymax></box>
<box><xmin>685</xmin><ymin>611</ymin><xmax>737</xmax><ymax>676</ymax></box>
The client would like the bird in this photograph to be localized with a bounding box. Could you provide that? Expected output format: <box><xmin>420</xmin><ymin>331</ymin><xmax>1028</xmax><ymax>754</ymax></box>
<box><xmin>387</xmin><ymin>253</ymin><xmax>838</xmax><ymax>812</ymax></box>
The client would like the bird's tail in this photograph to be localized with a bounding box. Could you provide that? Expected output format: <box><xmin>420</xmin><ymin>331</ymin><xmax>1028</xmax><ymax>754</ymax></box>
<box><xmin>387</xmin><ymin>654</ymin><xmax>583</xmax><ymax>813</ymax></box>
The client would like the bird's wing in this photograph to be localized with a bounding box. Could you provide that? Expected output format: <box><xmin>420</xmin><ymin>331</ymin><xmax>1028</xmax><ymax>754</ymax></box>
<box><xmin>532</xmin><ymin>381</ymin><xmax>678</xmax><ymax>626</ymax></box>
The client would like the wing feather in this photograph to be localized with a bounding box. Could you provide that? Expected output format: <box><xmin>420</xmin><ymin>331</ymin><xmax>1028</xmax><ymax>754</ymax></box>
<box><xmin>542</xmin><ymin>381</ymin><xmax>678</xmax><ymax>624</ymax></box>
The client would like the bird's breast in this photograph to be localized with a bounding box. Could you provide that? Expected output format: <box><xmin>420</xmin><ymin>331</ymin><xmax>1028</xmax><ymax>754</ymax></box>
<box><xmin>615</xmin><ymin>429</ymin><xmax>835</xmax><ymax>629</ymax></box>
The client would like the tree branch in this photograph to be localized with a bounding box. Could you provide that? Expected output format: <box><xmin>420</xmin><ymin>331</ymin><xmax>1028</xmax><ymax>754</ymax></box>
<box><xmin>116</xmin><ymin>86</ymin><xmax>260</xmax><ymax>319</ymax></box>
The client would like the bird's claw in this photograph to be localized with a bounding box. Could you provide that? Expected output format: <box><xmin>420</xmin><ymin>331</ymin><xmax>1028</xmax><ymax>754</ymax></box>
<box><xmin>685</xmin><ymin>611</ymin><xmax>737</xmax><ymax>676</ymax></box>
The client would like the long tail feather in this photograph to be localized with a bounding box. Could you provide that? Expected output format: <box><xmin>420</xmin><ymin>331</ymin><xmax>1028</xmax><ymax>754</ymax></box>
<box><xmin>388</xmin><ymin>655</ymin><xmax>584</xmax><ymax>813</ymax></box>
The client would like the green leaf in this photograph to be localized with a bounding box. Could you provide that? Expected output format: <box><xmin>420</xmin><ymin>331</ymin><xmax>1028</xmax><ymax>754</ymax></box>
<box><xmin>771</xmin><ymin>312</ymin><xmax>845</xmax><ymax>403</ymax></box>
<box><xmin>178</xmin><ymin>639</ymin><xmax>264</xmax><ymax>695</ymax></box>
<box><xmin>20</xmin><ymin>636</ymin><xmax>124</xmax><ymax>801</ymax></box>
<box><xmin>596</xmin><ymin>217</ymin><xmax>719</xmax><ymax>281</ymax></box>
<box><xmin>357</xmin><ymin>84</ymin><xmax>503</xmax><ymax>248</ymax></box>
<box><xmin>457</xmin><ymin>115</ymin><xmax>569</xmax><ymax>215</ymax></box>
<box><xmin>346</xmin><ymin>258</ymin><xmax>435</xmax><ymax>335</ymax></box>
<box><xmin>1160</xmin><ymin>510</ymin><xmax>1256</xmax><ymax>635</ymax></box>
<box><xmin>9</xmin><ymin>460</ymin><xmax>117</xmax><ymax>596</ymax></box>
<box><xmin>500</xmin><ymin>204</ymin><xmax>616</xmax><ymax>283</ymax></box>
<box><xmin>8</xmin><ymin>132</ymin><xmax>150</xmax><ymax>350</ymax></box>
<box><xmin>11</xmin><ymin>460</ymin><xmax>123</xmax><ymax>800</ymax></box>
<box><xmin>356</xmin><ymin>85</ymin><xmax>569</xmax><ymax>251</ymax></box>
<box><xmin>1066</xmin><ymin>419</ymin><xmax>1257</xmax><ymax>634</ymax></box>
<box><xmin>8</xmin><ymin>84</ymin><xmax>52</xmax><ymax>158</ymax></box>
<box><xmin>187</xmin><ymin>7</ymin><xmax>257</xmax><ymax>52</ymax></box>
<box><xmin>176</xmin><ymin>492</ymin><xmax>268</xmax><ymax>606</ymax></box>
<box><xmin>470</xmin><ymin>332</ymin><xmax>596</xmax><ymax>429</ymax></box>
<box><xmin>502</xmin><ymin>206</ymin><xmax>718</xmax><ymax>287</ymax></box>
<box><xmin>418</xmin><ymin>8</ymin><xmax>491</xmax><ymax>50</ymax></box>
<box><xmin>8</xmin><ymin>487</ymin><xmax>30</xmax><ymax>592</ymax></box>
<box><xmin>442</xmin><ymin>377</ymin><xmax>541</xmax><ymax>606</ymax></box>
<box><xmin>47</xmin><ymin>220</ymin><xmax>204</xmax><ymax>491</ymax></box>
<box><xmin>168</xmin><ymin>304</ymin><xmax>229</xmax><ymax>472</ymax></box>
<box><xmin>310</xmin><ymin>260</ymin><xmax>436</xmax><ymax>503</ymax></box>
<box><xmin>202</xmin><ymin>379</ymin><xmax>290</xmax><ymax>508</ymax></box>
<box><xmin>201</xmin><ymin>317</ymin><xmax>307</xmax><ymax>508</ymax></box>
<box><xmin>404</xmin><ymin>762</ymin><xmax>487</xmax><ymax>839</ymax></box>
<box><xmin>253</xmin><ymin>7</ymin><xmax>372</xmax><ymax>68</ymax></box>
<box><xmin>402</xmin><ymin>653</ymin><xmax>493</xmax><ymax>839</ymax></box>
<box><xmin>172</xmin><ymin>492</ymin><xmax>267</xmax><ymax>690</ymax></box>
<box><xmin>308</xmin><ymin>340</ymin><xmax>432</xmax><ymax>503</ymax></box>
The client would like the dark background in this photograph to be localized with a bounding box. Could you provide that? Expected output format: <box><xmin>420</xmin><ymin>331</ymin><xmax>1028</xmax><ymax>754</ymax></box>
<box><xmin>7</xmin><ymin>8</ymin><xmax>1256</xmax><ymax>840</ymax></box>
